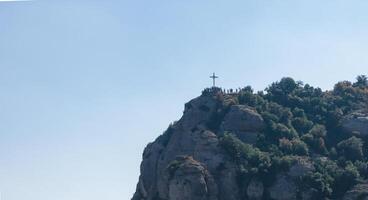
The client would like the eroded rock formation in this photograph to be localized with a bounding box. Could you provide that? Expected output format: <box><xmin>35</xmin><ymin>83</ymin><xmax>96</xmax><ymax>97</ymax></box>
<box><xmin>132</xmin><ymin>85</ymin><xmax>368</xmax><ymax>200</ymax></box>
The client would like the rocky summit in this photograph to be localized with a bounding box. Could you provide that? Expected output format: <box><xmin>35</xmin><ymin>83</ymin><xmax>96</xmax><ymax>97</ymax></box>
<box><xmin>132</xmin><ymin>76</ymin><xmax>368</xmax><ymax>200</ymax></box>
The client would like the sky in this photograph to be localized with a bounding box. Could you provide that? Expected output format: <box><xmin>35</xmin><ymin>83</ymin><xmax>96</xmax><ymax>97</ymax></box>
<box><xmin>1</xmin><ymin>0</ymin><xmax>368</xmax><ymax>200</ymax></box>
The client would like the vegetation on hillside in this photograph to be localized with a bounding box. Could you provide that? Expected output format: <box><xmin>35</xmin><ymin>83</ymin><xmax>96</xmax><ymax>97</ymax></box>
<box><xmin>213</xmin><ymin>75</ymin><xmax>368</xmax><ymax>199</ymax></box>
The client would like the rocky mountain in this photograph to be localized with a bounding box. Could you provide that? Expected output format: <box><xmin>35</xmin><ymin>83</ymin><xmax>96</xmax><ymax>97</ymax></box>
<box><xmin>132</xmin><ymin>77</ymin><xmax>368</xmax><ymax>200</ymax></box>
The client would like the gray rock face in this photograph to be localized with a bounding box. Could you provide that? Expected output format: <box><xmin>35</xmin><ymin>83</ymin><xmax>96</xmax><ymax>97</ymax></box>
<box><xmin>267</xmin><ymin>157</ymin><xmax>314</xmax><ymax>200</ymax></box>
<box><xmin>221</xmin><ymin>105</ymin><xmax>264</xmax><ymax>144</ymax></box>
<box><xmin>216</xmin><ymin>163</ymin><xmax>241</xmax><ymax>200</ymax></box>
<box><xmin>267</xmin><ymin>157</ymin><xmax>315</xmax><ymax>200</ymax></box>
<box><xmin>269</xmin><ymin>175</ymin><xmax>297</xmax><ymax>200</ymax></box>
<box><xmin>288</xmin><ymin>157</ymin><xmax>314</xmax><ymax>177</ymax></box>
<box><xmin>132</xmin><ymin>92</ymin><xmax>242</xmax><ymax>200</ymax></box>
<box><xmin>343</xmin><ymin>182</ymin><xmax>368</xmax><ymax>200</ymax></box>
<box><xmin>247</xmin><ymin>178</ymin><xmax>264</xmax><ymax>200</ymax></box>
<box><xmin>181</xmin><ymin>94</ymin><xmax>220</xmax><ymax>128</ymax></box>
<box><xmin>342</xmin><ymin>111</ymin><xmax>368</xmax><ymax>136</ymax></box>
<box><xmin>300</xmin><ymin>189</ymin><xmax>317</xmax><ymax>200</ymax></box>
<box><xmin>167</xmin><ymin>156</ymin><xmax>218</xmax><ymax>200</ymax></box>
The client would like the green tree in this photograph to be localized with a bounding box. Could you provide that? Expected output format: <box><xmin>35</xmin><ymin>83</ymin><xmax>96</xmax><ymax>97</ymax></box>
<box><xmin>353</xmin><ymin>75</ymin><xmax>368</xmax><ymax>88</ymax></box>
<box><xmin>337</xmin><ymin>136</ymin><xmax>364</xmax><ymax>161</ymax></box>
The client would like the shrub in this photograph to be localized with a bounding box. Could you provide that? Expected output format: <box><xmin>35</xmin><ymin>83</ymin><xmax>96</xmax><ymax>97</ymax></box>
<box><xmin>220</xmin><ymin>133</ymin><xmax>271</xmax><ymax>171</ymax></box>
<box><xmin>279</xmin><ymin>138</ymin><xmax>309</xmax><ymax>156</ymax></box>
<box><xmin>304</xmin><ymin>172</ymin><xmax>333</xmax><ymax>197</ymax></box>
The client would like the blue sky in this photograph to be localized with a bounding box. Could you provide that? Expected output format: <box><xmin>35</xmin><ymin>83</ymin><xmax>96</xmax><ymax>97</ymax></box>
<box><xmin>1</xmin><ymin>0</ymin><xmax>368</xmax><ymax>200</ymax></box>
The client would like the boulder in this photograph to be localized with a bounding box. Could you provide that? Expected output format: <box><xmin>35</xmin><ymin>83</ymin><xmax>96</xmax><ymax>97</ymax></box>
<box><xmin>167</xmin><ymin>156</ymin><xmax>218</xmax><ymax>200</ymax></box>
<box><xmin>221</xmin><ymin>105</ymin><xmax>265</xmax><ymax>144</ymax></box>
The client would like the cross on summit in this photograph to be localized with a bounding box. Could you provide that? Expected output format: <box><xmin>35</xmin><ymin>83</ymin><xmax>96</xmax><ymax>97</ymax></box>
<box><xmin>210</xmin><ymin>73</ymin><xmax>219</xmax><ymax>87</ymax></box>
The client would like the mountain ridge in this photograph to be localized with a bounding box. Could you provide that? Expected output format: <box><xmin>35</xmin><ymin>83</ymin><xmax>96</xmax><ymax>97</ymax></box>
<box><xmin>132</xmin><ymin>76</ymin><xmax>368</xmax><ymax>200</ymax></box>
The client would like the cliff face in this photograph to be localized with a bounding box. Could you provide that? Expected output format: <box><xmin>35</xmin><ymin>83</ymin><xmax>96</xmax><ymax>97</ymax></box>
<box><xmin>132</xmin><ymin>91</ymin><xmax>229</xmax><ymax>200</ymax></box>
<box><xmin>132</xmin><ymin>84</ymin><xmax>368</xmax><ymax>200</ymax></box>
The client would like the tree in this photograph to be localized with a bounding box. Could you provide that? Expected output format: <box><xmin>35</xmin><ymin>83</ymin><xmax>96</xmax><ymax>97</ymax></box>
<box><xmin>265</xmin><ymin>77</ymin><xmax>299</xmax><ymax>107</ymax></box>
<box><xmin>279</xmin><ymin>138</ymin><xmax>309</xmax><ymax>156</ymax></box>
<box><xmin>301</xmin><ymin>125</ymin><xmax>328</xmax><ymax>155</ymax></box>
<box><xmin>292</xmin><ymin>117</ymin><xmax>314</xmax><ymax>135</ymax></box>
<box><xmin>332</xmin><ymin>162</ymin><xmax>360</xmax><ymax>196</ymax></box>
<box><xmin>309</xmin><ymin>124</ymin><xmax>327</xmax><ymax>138</ymax></box>
<box><xmin>353</xmin><ymin>75</ymin><xmax>368</xmax><ymax>88</ymax></box>
<box><xmin>333</xmin><ymin>81</ymin><xmax>353</xmax><ymax>96</ymax></box>
<box><xmin>337</xmin><ymin>136</ymin><xmax>364</xmax><ymax>161</ymax></box>
<box><xmin>278</xmin><ymin>77</ymin><xmax>298</xmax><ymax>94</ymax></box>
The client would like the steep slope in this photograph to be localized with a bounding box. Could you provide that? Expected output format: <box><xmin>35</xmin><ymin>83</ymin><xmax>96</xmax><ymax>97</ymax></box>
<box><xmin>132</xmin><ymin>77</ymin><xmax>368</xmax><ymax>200</ymax></box>
<box><xmin>132</xmin><ymin>89</ymin><xmax>236</xmax><ymax>200</ymax></box>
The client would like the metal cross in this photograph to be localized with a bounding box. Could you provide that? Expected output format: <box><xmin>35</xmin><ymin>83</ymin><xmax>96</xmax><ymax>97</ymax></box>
<box><xmin>210</xmin><ymin>72</ymin><xmax>219</xmax><ymax>87</ymax></box>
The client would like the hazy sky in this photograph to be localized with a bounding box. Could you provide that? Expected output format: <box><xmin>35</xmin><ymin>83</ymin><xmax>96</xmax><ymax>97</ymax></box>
<box><xmin>1</xmin><ymin>0</ymin><xmax>368</xmax><ymax>200</ymax></box>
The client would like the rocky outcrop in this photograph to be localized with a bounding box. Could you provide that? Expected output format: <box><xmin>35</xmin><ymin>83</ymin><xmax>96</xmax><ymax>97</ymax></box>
<box><xmin>132</xmin><ymin>91</ymin><xmax>242</xmax><ymax>200</ymax></box>
<box><xmin>221</xmin><ymin>105</ymin><xmax>264</xmax><ymax>144</ymax></box>
<box><xmin>268</xmin><ymin>157</ymin><xmax>314</xmax><ymax>200</ymax></box>
<box><xmin>269</xmin><ymin>175</ymin><xmax>297</xmax><ymax>200</ymax></box>
<box><xmin>132</xmin><ymin>91</ymin><xmax>321</xmax><ymax>200</ymax></box>
<box><xmin>342</xmin><ymin>110</ymin><xmax>368</xmax><ymax>136</ymax></box>
<box><xmin>246</xmin><ymin>178</ymin><xmax>264</xmax><ymax>200</ymax></box>
<box><xmin>288</xmin><ymin>157</ymin><xmax>314</xmax><ymax>177</ymax></box>
<box><xmin>216</xmin><ymin>163</ymin><xmax>241</xmax><ymax>200</ymax></box>
<box><xmin>167</xmin><ymin>156</ymin><xmax>218</xmax><ymax>200</ymax></box>
<box><xmin>132</xmin><ymin>89</ymin><xmax>365</xmax><ymax>200</ymax></box>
